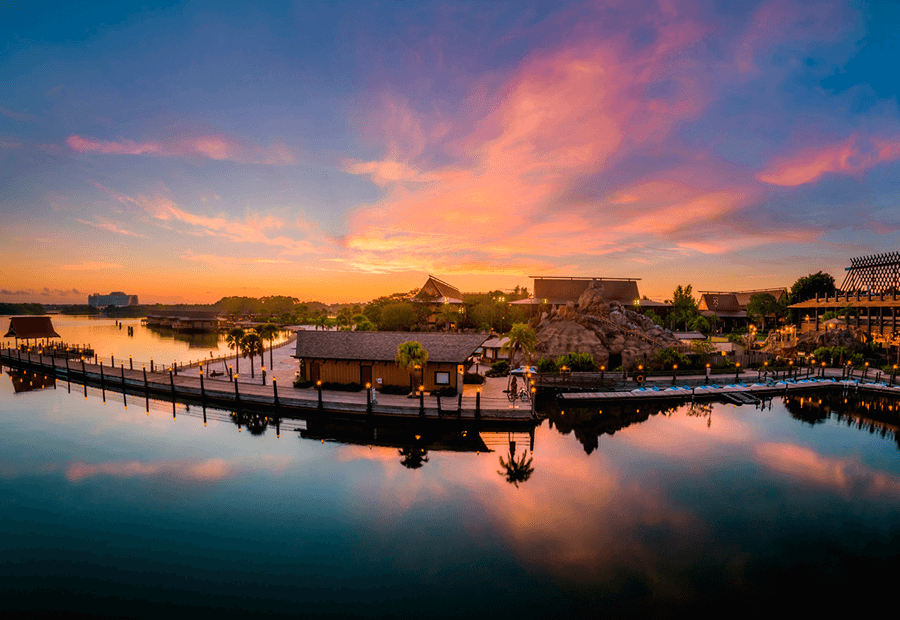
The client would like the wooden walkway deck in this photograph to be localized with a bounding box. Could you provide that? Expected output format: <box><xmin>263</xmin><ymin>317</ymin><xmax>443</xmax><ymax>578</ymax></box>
<box><xmin>1</xmin><ymin>348</ymin><xmax>536</xmax><ymax>423</ymax></box>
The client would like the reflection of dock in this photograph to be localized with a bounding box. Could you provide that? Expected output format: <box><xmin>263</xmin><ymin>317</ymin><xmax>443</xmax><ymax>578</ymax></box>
<box><xmin>558</xmin><ymin>378</ymin><xmax>900</xmax><ymax>405</ymax></box>
<box><xmin>0</xmin><ymin>349</ymin><xmax>536</xmax><ymax>422</ymax></box>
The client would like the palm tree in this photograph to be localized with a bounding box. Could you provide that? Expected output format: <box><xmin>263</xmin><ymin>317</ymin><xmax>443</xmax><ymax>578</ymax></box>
<box><xmin>437</xmin><ymin>305</ymin><xmax>459</xmax><ymax>332</ymax></box>
<box><xmin>314</xmin><ymin>310</ymin><xmax>328</xmax><ymax>331</ymax></box>
<box><xmin>256</xmin><ymin>323</ymin><xmax>280</xmax><ymax>370</ymax></box>
<box><xmin>498</xmin><ymin>449</ymin><xmax>534</xmax><ymax>487</ymax></box>
<box><xmin>396</xmin><ymin>340</ymin><xmax>429</xmax><ymax>393</ymax></box>
<box><xmin>225</xmin><ymin>327</ymin><xmax>245</xmax><ymax>376</ymax></box>
<box><xmin>241</xmin><ymin>332</ymin><xmax>264</xmax><ymax>378</ymax></box>
<box><xmin>501</xmin><ymin>323</ymin><xmax>537</xmax><ymax>368</ymax></box>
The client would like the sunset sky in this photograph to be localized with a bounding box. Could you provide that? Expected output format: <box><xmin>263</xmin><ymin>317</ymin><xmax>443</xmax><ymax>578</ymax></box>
<box><xmin>2</xmin><ymin>0</ymin><xmax>899</xmax><ymax>304</ymax></box>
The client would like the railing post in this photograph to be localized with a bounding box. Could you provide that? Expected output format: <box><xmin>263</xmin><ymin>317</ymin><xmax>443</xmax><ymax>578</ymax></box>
<box><xmin>169</xmin><ymin>370</ymin><xmax>176</xmax><ymax>402</ymax></box>
<box><xmin>121</xmin><ymin>363</ymin><xmax>125</xmax><ymax>385</ymax></box>
<box><xmin>272</xmin><ymin>378</ymin><xmax>279</xmax><ymax>408</ymax></box>
<box><xmin>143</xmin><ymin>366</ymin><xmax>148</xmax><ymax>396</ymax></box>
<box><xmin>200</xmin><ymin>368</ymin><xmax>205</xmax><ymax>400</ymax></box>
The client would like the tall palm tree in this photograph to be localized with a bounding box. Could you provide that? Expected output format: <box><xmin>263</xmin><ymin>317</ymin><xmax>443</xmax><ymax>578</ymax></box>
<box><xmin>396</xmin><ymin>340</ymin><xmax>429</xmax><ymax>393</ymax></box>
<box><xmin>241</xmin><ymin>331</ymin><xmax>264</xmax><ymax>379</ymax></box>
<box><xmin>255</xmin><ymin>323</ymin><xmax>280</xmax><ymax>370</ymax></box>
<box><xmin>225</xmin><ymin>327</ymin><xmax>245</xmax><ymax>376</ymax></box>
<box><xmin>501</xmin><ymin>323</ymin><xmax>537</xmax><ymax>368</ymax></box>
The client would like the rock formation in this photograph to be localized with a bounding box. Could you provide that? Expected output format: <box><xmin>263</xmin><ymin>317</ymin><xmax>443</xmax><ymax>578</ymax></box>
<box><xmin>534</xmin><ymin>281</ymin><xmax>682</xmax><ymax>368</ymax></box>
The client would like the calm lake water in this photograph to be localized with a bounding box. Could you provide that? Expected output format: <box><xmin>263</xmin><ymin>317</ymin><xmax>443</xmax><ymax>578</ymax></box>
<box><xmin>2</xmin><ymin>320</ymin><xmax>900</xmax><ymax>617</ymax></box>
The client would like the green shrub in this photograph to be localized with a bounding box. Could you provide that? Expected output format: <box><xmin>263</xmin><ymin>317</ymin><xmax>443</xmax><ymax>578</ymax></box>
<box><xmin>379</xmin><ymin>384</ymin><xmax>412</xmax><ymax>395</ymax></box>
<box><xmin>463</xmin><ymin>371</ymin><xmax>485</xmax><ymax>384</ymax></box>
<box><xmin>554</xmin><ymin>352</ymin><xmax>597</xmax><ymax>372</ymax></box>
<box><xmin>537</xmin><ymin>356</ymin><xmax>558</xmax><ymax>373</ymax></box>
<box><xmin>486</xmin><ymin>360</ymin><xmax>509</xmax><ymax>377</ymax></box>
<box><xmin>321</xmin><ymin>381</ymin><xmax>364</xmax><ymax>392</ymax></box>
<box><xmin>293</xmin><ymin>377</ymin><xmax>314</xmax><ymax>389</ymax></box>
<box><xmin>649</xmin><ymin>347</ymin><xmax>691</xmax><ymax>371</ymax></box>
<box><xmin>434</xmin><ymin>386</ymin><xmax>458</xmax><ymax>397</ymax></box>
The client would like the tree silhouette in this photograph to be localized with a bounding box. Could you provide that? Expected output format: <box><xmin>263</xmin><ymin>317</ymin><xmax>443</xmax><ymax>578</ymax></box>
<box><xmin>398</xmin><ymin>446</ymin><xmax>429</xmax><ymax>469</ymax></box>
<box><xmin>498</xmin><ymin>449</ymin><xmax>534</xmax><ymax>487</ymax></box>
<box><xmin>242</xmin><ymin>332</ymin><xmax>264</xmax><ymax>378</ymax></box>
<box><xmin>225</xmin><ymin>327</ymin><xmax>245</xmax><ymax>376</ymax></box>
<box><xmin>501</xmin><ymin>323</ymin><xmax>537</xmax><ymax>368</ymax></box>
<box><xmin>255</xmin><ymin>322</ymin><xmax>280</xmax><ymax>370</ymax></box>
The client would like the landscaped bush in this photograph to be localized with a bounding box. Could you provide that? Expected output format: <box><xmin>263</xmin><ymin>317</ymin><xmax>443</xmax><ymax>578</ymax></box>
<box><xmin>486</xmin><ymin>360</ymin><xmax>509</xmax><ymax>377</ymax></box>
<box><xmin>434</xmin><ymin>386</ymin><xmax>458</xmax><ymax>397</ymax></box>
<box><xmin>648</xmin><ymin>347</ymin><xmax>691</xmax><ymax>371</ymax></box>
<box><xmin>463</xmin><ymin>371</ymin><xmax>485</xmax><ymax>384</ymax></box>
<box><xmin>321</xmin><ymin>381</ymin><xmax>364</xmax><ymax>392</ymax></box>
<box><xmin>293</xmin><ymin>377</ymin><xmax>314</xmax><ymax>389</ymax></box>
<box><xmin>378</xmin><ymin>384</ymin><xmax>412</xmax><ymax>395</ymax></box>
<box><xmin>536</xmin><ymin>356</ymin><xmax>558</xmax><ymax>373</ymax></box>
<box><xmin>811</xmin><ymin>346</ymin><xmax>864</xmax><ymax>366</ymax></box>
<box><xmin>554</xmin><ymin>352</ymin><xmax>597</xmax><ymax>372</ymax></box>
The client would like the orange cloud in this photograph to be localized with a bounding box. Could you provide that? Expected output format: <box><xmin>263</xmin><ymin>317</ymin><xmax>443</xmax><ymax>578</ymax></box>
<box><xmin>60</xmin><ymin>262</ymin><xmax>123</xmax><ymax>271</ymax></box>
<box><xmin>66</xmin><ymin>133</ymin><xmax>296</xmax><ymax>165</ymax></box>
<box><xmin>758</xmin><ymin>134</ymin><xmax>900</xmax><ymax>186</ymax></box>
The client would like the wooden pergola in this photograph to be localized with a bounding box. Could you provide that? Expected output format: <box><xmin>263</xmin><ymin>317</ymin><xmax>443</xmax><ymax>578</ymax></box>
<box><xmin>4</xmin><ymin>316</ymin><xmax>61</xmax><ymax>347</ymax></box>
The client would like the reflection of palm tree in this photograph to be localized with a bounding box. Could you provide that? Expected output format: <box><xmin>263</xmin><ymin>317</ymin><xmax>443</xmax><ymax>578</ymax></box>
<box><xmin>226</xmin><ymin>327</ymin><xmax>245</xmax><ymax>375</ymax></box>
<box><xmin>231</xmin><ymin>411</ymin><xmax>269</xmax><ymax>435</ymax></box>
<box><xmin>498</xmin><ymin>450</ymin><xmax>534</xmax><ymax>487</ymax></box>
<box><xmin>398</xmin><ymin>446</ymin><xmax>429</xmax><ymax>469</ymax></box>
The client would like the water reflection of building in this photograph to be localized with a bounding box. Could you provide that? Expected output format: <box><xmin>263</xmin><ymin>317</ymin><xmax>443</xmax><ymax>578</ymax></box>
<box><xmin>3</xmin><ymin>367</ymin><xmax>56</xmax><ymax>393</ymax></box>
<box><xmin>547</xmin><ymin>400</ymin><xmax>689</xmax><ymax>455</ymax></box>
<box><xmin>299</xmin><ymin>416</ymin><xmax>536</xmax><ymax>469</ymax></box>
<box><xmin>782</xmin><ymin>393</ymin><xmax>900</xmax><ymax>449</ymax></box>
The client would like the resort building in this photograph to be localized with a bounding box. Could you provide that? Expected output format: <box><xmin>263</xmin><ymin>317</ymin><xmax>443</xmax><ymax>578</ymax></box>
<box><xmin>698</xmin><ymin>288</ymin><xmax>787</xmax><ymax>332</ymax></box>
<box><xmin>414</xmin><ymin>276</ymin><xmax>465</xmax><ymax>325</ymax></box>
<box><xmin>293</xmin><ymin>331</ymin><xmax>487</xmax><ymax>393</ymax></box>
<box><xmin>512</xmin><ymin>276</ymin><xmax>670</xmax><ymax>315</ymax></box>
<box><xmin>790</xmin><ymin>251</ymin><xmax>900</xmax><ymax>341</ymax></box>
<box><xmin>88</xmin><ymin>292</ymin><xmax>139</xmax><ymax>308</ymax></box>
<box><xmin>479</xmin><ymin>336</ymin><xmax>510</xmax><ymax>364</ymax></box>
<box><xmin>144</xmin><ymin>310</ymin><xmax>223</xmax><ymax>332</ymax></box>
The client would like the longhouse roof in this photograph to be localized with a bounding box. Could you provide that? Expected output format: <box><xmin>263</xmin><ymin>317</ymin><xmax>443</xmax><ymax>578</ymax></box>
<box><xmin>4</xmin><ymin>316</ymin><xmax>61</xmax><ymax>339</ymax></box>
<box><xmin>294</xmin><ymin>331</ymin><xmax>488</xmax><ymax>364</ymax></box>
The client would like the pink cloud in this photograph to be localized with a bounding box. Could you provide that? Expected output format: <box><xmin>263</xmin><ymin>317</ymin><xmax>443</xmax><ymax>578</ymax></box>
<box><xmin>339</xmin><ymin>12</ymin><xmax>804</xmax><ymax>273</ymax></box>
<box><xmin>93</xmin><ymin>182</ymin><xmax>323</xmax><ymax>254</ymax></box>
<box><xmin>758</xmin><ymin>134</ymin><xmax>900</xmax><ymax>186</ymax></box>
<box><xmin>66</xmin><ymin>455</ymin><xmax>292</xmax><ymax>483</ymax></box>
<box><xmin>756</xmin><ymin>442</ymin><xmax>900</xmax><ymax>498</ymax></box>
<box><xmin>77</xmin><ymin>217</ymin><xmax>146</xmax><ymax>238</ymax></box>
<box><xmin>66</xmin><ymin>133</ymin><xmax>296</xmax><ymax>165</ymax></box>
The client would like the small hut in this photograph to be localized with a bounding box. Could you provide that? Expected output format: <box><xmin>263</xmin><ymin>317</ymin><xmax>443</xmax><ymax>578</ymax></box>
<box><xmin>4</xmin><ymin>316</ymin><xmax>61</xmax><ymax>347</ymax></box>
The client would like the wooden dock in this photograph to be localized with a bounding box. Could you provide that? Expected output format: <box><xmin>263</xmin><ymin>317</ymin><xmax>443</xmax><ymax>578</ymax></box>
<box><xmin>0</xmin><ymin>348</ymin><xmax>537</xmax><ymax>423</ymax></box>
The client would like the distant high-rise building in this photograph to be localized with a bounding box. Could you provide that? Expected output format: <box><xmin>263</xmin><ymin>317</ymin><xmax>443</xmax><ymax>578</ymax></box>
<box><xmin>88</xmin><ymin>291</ymin><xmax>139</xmax><ymax>308</ymax></box>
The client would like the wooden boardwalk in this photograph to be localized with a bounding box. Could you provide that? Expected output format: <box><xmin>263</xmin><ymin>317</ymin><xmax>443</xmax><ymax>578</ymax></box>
<box><xmin>1</xmin><ymin>348</ymin><xmax>536</xmax><ymax>423</ymax></box>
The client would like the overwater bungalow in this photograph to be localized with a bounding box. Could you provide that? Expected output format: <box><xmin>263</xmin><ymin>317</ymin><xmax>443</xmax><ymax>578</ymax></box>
<box><xmin>4</xmin><ymin>315</ymin><xmax>61</xmax><ymax>347</ymax></box>
<box><xmin>293</xmin><ymin>331</ymin><xmax>487</xmax><ymax>393</ymax></box>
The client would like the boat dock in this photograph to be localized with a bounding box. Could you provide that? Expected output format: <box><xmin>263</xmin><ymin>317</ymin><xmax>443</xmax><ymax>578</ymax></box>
<box><xmin>0</xmin><ymin>348</ymin><xmax>537</xmax><ymax>423</ymax></box>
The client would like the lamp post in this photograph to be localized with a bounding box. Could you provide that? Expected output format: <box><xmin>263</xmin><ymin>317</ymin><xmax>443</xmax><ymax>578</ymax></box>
<box><xmin>735</xmin><ymin>362</ymin><xmax>741</xmax><ymax>382</ymax></box>
<box><xmin>672</xmin><ymin>364</ymin><xmax>678</xmax><ymax>385</ymax></box>
<box><xmin>863</xmin><ymin>361</ymin><xmax>869</xmax><ymax>381</ymax></box>
<box><xmin>261</xmin><ymin>365</ymin><xmax>266</xmax><ymax>386</ymax></box>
